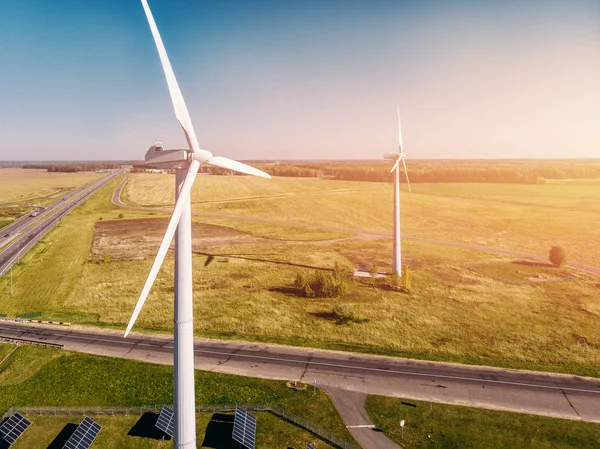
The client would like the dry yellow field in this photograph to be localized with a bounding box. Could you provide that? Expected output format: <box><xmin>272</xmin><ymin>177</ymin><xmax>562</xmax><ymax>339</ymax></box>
<box><xmin>0</xmin><ymin>168</ymin><xmax>103</xmax><ymax>206</ymax></box>
<box><xmin>126</xmin><ymin>174</ymin><xmax>600</xmax><ymax>268</ymax></box>
<box><xmin>1</xmin><ymin>173</ymin><xmax>599</xmax><ymax>377</ymax></box>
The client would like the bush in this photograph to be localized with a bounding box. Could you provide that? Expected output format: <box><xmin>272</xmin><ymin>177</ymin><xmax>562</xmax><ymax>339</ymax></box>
<box><xmin>402</xmin><ymin>266</ymin><xmax>412</xmax><ymax>292</ymax></box>
<box><xmin>549</xmin><ymin>246</ymin><xmax>566</xmax><ymax>267</ymax></box>
<box><xmin>118</xmin><ymin>213</ymin><xmax>124</xmax><ymax>219</ymax></box>
<box><xmin>294</xmin><ymin>264</ymin><xmax>349</xmax><ymax>298</ymax></box>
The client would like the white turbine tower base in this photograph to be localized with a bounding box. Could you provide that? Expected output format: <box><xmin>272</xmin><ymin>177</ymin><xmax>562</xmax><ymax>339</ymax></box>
<box><xmin>174</xmin><ymin>166</ymin><xmax>196</xmax><ymax>448</ymax></box>
<box><xmin>384</xmin><ymin>106</ymin><xmax>412</xmax><ymax>277</ymax></box>
<box><xmin>125</xmin><ymin>2</ymin><xmax>271</xmax><ymax>448</ymax></box>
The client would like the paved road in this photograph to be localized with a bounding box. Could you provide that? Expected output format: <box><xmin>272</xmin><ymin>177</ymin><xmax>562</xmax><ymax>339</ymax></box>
<box><xmin>0</xmin><ymin>171</ymin><xmax>124</xmax><ymax>275</ymax></box>
<box><xmin>326</xmin><ymin>387</ymin><xmax>401</xmax><ymax>449</ymax></box>
<box><xmin>111</xmin><ymin>177</ymin><xmax>600</xmax><ymax>276</ymax></box>
<box><xmin>1</xmin><ymin>322</ymin><xmax>599</xmax><ymax>424</ymax></box>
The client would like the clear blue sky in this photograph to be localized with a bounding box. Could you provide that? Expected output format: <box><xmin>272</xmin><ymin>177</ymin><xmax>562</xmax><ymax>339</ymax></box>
<box><xmin>1</xmin><ymin>0</ymin><xmax>598</xmax><ymax>161</ymax></box>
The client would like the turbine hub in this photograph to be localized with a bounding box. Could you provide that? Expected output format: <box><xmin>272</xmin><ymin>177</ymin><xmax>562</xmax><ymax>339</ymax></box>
<box><xmin>191</xmin><ymin>149</ymin><xmax>214</xmax><ymax>165</ymax></box>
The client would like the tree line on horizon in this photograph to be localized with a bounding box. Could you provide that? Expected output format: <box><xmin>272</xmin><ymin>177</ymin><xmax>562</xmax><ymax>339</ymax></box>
<box><xmin>253</xmin><ymin>162</ymin><xmax>600</xmax><ymax>184</ymax></box>
<box><xmin>10</xmin><ymin>160</ymin><xmax>600</xmax><ymax>184</ymax></box>
<box><xmin>21</xmin><ymin>163</ymin><xmax>122</xmax><ymax>172</ymax></box>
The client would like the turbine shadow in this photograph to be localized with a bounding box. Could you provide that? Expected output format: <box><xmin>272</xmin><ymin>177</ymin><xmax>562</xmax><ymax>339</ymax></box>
<box><xmin>193</xmin><ymin>251</ymin><xmax>332</xmax><ymax>272</ymax></box>
<box><xmin>512</xmin><ymin>260</ymin><xmax>556</xmax><ymax>268</ymax></box>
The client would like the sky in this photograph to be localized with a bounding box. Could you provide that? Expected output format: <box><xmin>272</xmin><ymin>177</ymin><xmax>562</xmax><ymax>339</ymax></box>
<box><xmin>0</xmin><ymin>0</ymin><xmax>598</xmax><ymax>161</ymax></box>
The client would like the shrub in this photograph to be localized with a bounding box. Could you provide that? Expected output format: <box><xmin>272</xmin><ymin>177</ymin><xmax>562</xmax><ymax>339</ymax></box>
<box><xmin>549</xmin><ymin>246</ymin><xmax>566</xmax><ymax>267</ymax></box>
<box><xmin>294</xmin><ymin>265</ymin><xmax>349</xmax><ymax>298</ymax></box>
<box><xmin>402</xmin><ymin>266</ymin><xmax>412</xmax><ymax>292</ymax></box>
<box><xmin>118</xmin><ymin>213</ymin><xmax>124</xmax><ymax>219</ymax></box>
<box><xmin>388</xmin><ymin>270</ymin><xmax>400</xmax><ymax>288</ymax></box>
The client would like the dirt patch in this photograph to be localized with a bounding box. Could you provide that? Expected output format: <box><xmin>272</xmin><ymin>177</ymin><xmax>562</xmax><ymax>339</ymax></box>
<box><xmin>91</xmin><ymin>218</ymin><xmax>268</xmax><ymax>261</ymax></box>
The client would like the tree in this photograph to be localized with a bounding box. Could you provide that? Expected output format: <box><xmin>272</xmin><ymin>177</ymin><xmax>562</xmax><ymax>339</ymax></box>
<box><xmin>549</xmin><ymin>246</ymin><xmax>566</xmax><ymax>267</ymax></box>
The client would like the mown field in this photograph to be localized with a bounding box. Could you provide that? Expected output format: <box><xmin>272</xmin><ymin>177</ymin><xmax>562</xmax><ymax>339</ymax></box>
<box><xmin>365</xmin><ymin>395</ymin><xmax>600</xmax><ymax>448</ymax></box>
<box><xmin>0</xmin><ymin>174</ymin><xmax>599</xmax><ymax>377</ymax></box>
<box><xmin>126</xmin><ymin>174</ymin><xmax>600</xmax><ymax>268</ymax></box>
<box><xmin>0</xmin><ymin>169</ymin><xmax>102</xmax><ymax>207</ymax></box>
<box><xmin>0</xmin><ymin>343</ymin><xmax>351</xmax><ymax>448</ymax></box>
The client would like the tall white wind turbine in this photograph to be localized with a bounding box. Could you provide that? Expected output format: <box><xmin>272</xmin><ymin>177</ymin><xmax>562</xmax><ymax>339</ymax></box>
<box><xmin>384</xmin><ymin>107</ymin><xmax>411</xmax><ymax>276</ymax></box>
<box><xmin>125</xmin><ymin>1</ymin><xmax>270</xmax><ymax>448</ymax></box>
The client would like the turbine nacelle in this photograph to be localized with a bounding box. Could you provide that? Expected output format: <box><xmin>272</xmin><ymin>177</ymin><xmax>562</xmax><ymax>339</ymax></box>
<box><xmin>145</xmin><ymin>144</ymin><xmax>188</xmax><ymax>169</ymax></box>
<box><xmin>384</xmin><ymin>152</ymin><xmax>407</xmax><ymax>161</ymax></box>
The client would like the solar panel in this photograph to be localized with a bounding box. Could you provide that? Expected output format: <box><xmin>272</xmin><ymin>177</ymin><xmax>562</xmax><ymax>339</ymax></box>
<box><xmin>306</xmin><ymin>444</ymin><xmax>316</xmax><ymax>449</ymax></box>
<box><xmin>0</xmin><ymin>412</ymin><xmax>31</xmax><ymax>448</ymax></box>
<box><xmin>63</xmin><ymin>417</ymin><xmax>101</xmax><ymax>449</ymax></box>
<box><xmin>232</xmin><ymin>407</ymin><xmax>257</xmax><ymax>449</ymax></box>
<box><xmin>155</xmin><ymin>406</ymin><xmax>175</xmax><ymax>437</ymax></box>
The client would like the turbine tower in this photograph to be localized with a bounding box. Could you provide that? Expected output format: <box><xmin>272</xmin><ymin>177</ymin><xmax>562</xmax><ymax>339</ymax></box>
<box><xmin>384</xmin><ymin>107</ymin><xmax>411</xmax><ymax>276</ymax></box>
<box><xmin>124</xmin><ymin>1</ymin><xmax>270</xmax><ymax>448</ymax></box>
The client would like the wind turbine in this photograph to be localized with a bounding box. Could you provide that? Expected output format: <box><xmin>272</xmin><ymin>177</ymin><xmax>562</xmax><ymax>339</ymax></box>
<box><xmin>384</xmin><ymin>107</ymin><xmax>411</xmax><ymax>276</ymax></box>
<box><xmin>124</xmin><ymin>1</ymin><xmax>270</xmax><ymax>448</ymax></box>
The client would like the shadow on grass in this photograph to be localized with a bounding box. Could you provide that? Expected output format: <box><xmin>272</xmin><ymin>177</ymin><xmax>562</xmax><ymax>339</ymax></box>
<box><xmin>47</xmin><ymin>423</ymin><xmax>77</xmax><ymax>449</ymax></box>
<box><xmin>193</xmin><ymin>251</ymin><xmax>331</xmax><ymax>272</ymax></box>
<box><xmin>269</xmin><ymin>286</ymin><xmax>300</xmax><ymax>297</ymax></box>
<box><xmin>513</xmin><ymin>260</ymin><xmax>556</xmax><ymax>268</ymax></box>
<box><xmin>309</xmin><ymin>311</ymin><xmax>369</xmax><ymax>325</ymax></box>
<box><xmin>201</xmin><ymin>413</ymin><xmax>236</xmax><ymax>449</ymax></box>
<box><xmin>127</xmin><ymin>412</ymin><xmax>170</xmax><ymax>441</ymax></box>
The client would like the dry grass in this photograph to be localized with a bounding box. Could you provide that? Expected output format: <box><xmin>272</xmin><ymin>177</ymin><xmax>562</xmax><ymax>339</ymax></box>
<box><xmin>0</xmin><ymin>169</ymin><xmax>103</xmax><ymax>206</ymax></box>
<box><xmin>126</xmin><ymin>174</ymin><xmax>600</xmax><ymax>268</ymax></box>
<box><xmin>0</xmin><ymin>173</ymin><xmax>599</xmax><ymax>376</ymax></box>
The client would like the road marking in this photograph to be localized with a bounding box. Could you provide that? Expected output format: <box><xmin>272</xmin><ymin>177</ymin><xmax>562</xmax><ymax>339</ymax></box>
<box><xmin>1</xmin><ymin>324</ymin><xmax>599</xmax><ymax>395</ymax></box>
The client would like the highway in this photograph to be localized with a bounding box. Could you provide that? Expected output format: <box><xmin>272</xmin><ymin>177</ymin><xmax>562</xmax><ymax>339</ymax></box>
<box><xmin>1</xmin><ymin>321</ymin><xmax>599</xmax><ymax>423</ymax></box>
<box><xmin>0</xmin><ymin>170</ymin><xmax>124</xmax><ymax>275</ymax></box>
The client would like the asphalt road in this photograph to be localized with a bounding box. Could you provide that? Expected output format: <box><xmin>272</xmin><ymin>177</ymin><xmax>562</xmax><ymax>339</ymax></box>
<box><xmin>0</xmin><ymin>171</ymin><xmax>124</xmax><ymax>275</ymax></box>
<box><xmin>1</xmin><ymin>322</ymin><xmax>599</xmax><ymax>423</ymax></box>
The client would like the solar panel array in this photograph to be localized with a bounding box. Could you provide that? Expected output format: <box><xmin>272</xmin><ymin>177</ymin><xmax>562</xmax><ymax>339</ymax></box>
<box><xmin>0</xmin><ymin>413</ymin><xmax>31</xmax><ymax>448</ymax></box>
<box><xmin>232</xmin><ymin>407</ymin><xmax>257</xmax><ymax>449</ymax></box>
<box><xmin>155</xmin><ymin>406</ymin><xmax>175</xmax><ymax>437</ymax></box>
<box><xmin>63</xmin><ymin>417</ymin><xmax>101</xmax><ymax>449</ymax></box>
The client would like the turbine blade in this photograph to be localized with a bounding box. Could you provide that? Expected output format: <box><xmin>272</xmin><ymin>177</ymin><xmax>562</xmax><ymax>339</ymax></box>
<box><xmin>140</xmin><ymin>0</ymin><xmax>200</xmax><ymax>153</ymax></box>
<box><xmin>390</xmin><ymin>157</ymin><xmax>401</xmax><ymax>173</ymax></box>
<box><xmin>397</xmin><ymin>105</ymin><xmax>403</xmax><ymax>153</ymax></box>
<box><xmin>206</xmin><ymin>156</ymin><xmax>271</xmax><ymax>179</ymax></box>
<box><xmin>124</xmin><ymin>159</ymin><xmax>201</xmax><ymax>337</ymax></box>
<box><xmin>402</xmin><ymin>158</ymin><xmax>412</xmax><ymax>193</ymax></box>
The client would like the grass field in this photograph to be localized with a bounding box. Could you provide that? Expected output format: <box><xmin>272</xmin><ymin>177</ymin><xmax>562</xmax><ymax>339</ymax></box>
<box><xmin>0</xmin><ymin>174</ymin><xmax>599</xmax><ymax>377</ymax></box>
<box><xmin>0</xmin><ymin>169</ymin><xmax>103</xmax><ymax>207</ymax></box>
<box><xmin>11</xmin><ymin>413</ymin><xmax>335</xmax><ymax>448</ymax></box>
<box><xmin>365</xmin><ymin>394</ymin><xmax>600</xmax><ymax>448</ymax></box>
<box><xmin>0</xmin><ymin>343</ymin><xmax>353</xmax><ymax>448</ymax></box>
<box><xmin>126</xmin><ymin>174</ymin><xmax>600</xmax><ymax>268</ymax></box>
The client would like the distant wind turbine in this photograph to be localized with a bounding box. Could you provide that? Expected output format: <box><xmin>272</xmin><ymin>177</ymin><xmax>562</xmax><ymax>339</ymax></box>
<box><xmin>124</xmin><ymin>1</ymin><xmax>270</xmax><ymax>448</ymax></box>
<box><xmin>384</xmin><ymin>107</ymin><xmax>411</xmax><ymax>276</ymax></box>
